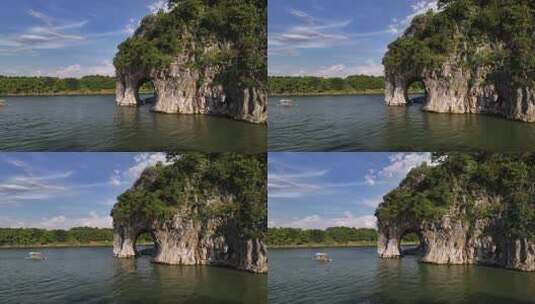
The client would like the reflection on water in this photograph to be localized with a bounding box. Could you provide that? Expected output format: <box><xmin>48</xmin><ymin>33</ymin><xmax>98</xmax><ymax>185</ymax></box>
<box><xmin>269</xmin><ymin>247</ymin><xmax>535</xmax><ymax>304</ymax></box>
<box><xmin>0</xmin><ymin>95</ymin><xmax>266</xmax><ymax>152</ymax></box>
<box><xmin>0</xmin><ymin>247</ymin><xmax>266</xmax><ymax>304</ymax></box>
<box><xmin>269</xmin><ymin>95</ymin><xmax>535</xmax><ymax>151</ymax></box>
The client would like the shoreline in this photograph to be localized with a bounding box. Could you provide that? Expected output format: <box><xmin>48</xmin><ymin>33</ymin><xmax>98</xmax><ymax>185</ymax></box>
<box><xmin>268</xmin><ymin>241</ymin><xmax>419</xmax><ymax>249</ymax></box>
<box><xmin>0</xmin><ymin>241</ymin><xmax>154</xmax><ymax>249</ymax></box>
<box><xmin>1</xmin><ymin>90</ymin><xmax>154</xmax><ymax>97</ymax></box>
<box><xmin>269</xmin><ymin>90</ymin><xmax>424</xmax><ymax>97</ymax></box>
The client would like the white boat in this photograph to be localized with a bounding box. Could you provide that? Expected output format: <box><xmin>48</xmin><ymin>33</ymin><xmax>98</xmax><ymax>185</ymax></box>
<box><xmin>0</xmin><ymin>99</ymin><xmax>5</xmax><ymax>106</ymax></box>
<box><xmin>279</xmin><ymin>99</ymin><xmax>294</xmax><ymax>107</ymax></box>
<box><xmin>26</xmin><ymin>252</ymin><xmax>47</xmax><ymax>260</ymax></box>
<box><xmin>314</xmin><ymin>252</ymin><xmax>332</xmax><ymax>262</ymax></box>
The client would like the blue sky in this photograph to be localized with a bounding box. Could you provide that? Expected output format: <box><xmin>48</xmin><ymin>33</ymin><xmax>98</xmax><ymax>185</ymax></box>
<box><xmin>268</xmin><ymin>153</ymin><xmax>431</xmax><ymax>230</ymax></box>
<box><xmin>0</xmin><ymin>153</ymin><xmax>170</xmax><ymax>229</ymax></box>
<box><xmin>0</xmin><ymin>0</ymin><xmax>170</xmax><ymax>77</ymax></box>
<box><xmin>269</xmin><ymin>0</ymin><xmax>438</xmax><ymax>77</ymax></box>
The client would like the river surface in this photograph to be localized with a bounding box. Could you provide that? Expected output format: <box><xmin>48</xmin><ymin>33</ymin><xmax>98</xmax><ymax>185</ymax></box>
<box><xmin>269</xmin><ymin>247</ymin><xmax>535</xmax><ymax>304</ymax></box>
<box><xmin>0</xmin><ymin>247</ymin><xmax>266</xmax><ymax>304</ymax></box>
<box><xmin>268</xmin><ymin>95</ymin><xmax>535</xmax><ymax>151</ymax></box>
<box><xmin>0</xmin><ymin>95</ymin><xmax>266</xmax><ymax>152</ymax></box>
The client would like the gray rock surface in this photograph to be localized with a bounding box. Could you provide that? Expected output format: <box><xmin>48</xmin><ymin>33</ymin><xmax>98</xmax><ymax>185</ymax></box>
<box><xmin>112</xmin><ymin>168</ymin><xmax>268</xmax><ymax>274</ymax></box>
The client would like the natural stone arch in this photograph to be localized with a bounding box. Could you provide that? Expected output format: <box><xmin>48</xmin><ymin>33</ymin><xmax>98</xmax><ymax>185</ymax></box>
<box><xmin>384</xmin><ymin>69</ymin><xmax>425</xmax><ymax>107</ymax></box>
<box><xmin>116</xmin><ymin>69</ymin><xmax>151</xmax><ymax>107</ymax></box>
<box><xmin>377</xmin><ymin>219</ymin><xmax>421</xmax><ymax>259</ymax></box>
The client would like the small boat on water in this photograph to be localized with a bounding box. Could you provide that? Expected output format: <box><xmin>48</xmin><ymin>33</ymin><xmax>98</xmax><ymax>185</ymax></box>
<box><xmin>0</xmin><ymin>99</ymin><xmax>5</xmax><ymax>106</ymax></box>
<box><xmin>314</xmin><ymin>253</ymin><xmax>332</xmax><ymax>262</ymax></box>
<box><xmin>26</xmin><ymin>252</ymin><xmax>47</xmax><ymax>260</ymax></box>
<box><xmin>279</xmin><ymin>99</ymin><xmax>294</xmax><ymax>107</ymax></box>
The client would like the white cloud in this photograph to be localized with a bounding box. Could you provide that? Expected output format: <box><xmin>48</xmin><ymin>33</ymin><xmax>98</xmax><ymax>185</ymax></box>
<box><xmin>0</xmin><ymin>159</ymin><xmax>74</xmax><ymax>204</ymax></box>
<box><xmin>39</xmin><ymin>212</ymin><xmax>112</xmax><ymax>229</ymax></box>
<box><xmin>53</xmin><ymin>61</ymin><xmax>115</xmax><ymax>78</ymax></box>
<box><xmin>312</xmin><ymin>61</ymin><xmax>384</xmax><ymax>77</ymax></box>
<box><xmin>148</xmin><ymin>0</ymin><xmax>175</xmax><ymax>14</ymax></box>
<box><xmin>275</xmin><ymin>212</ymin><xmax>377</xmax><ymax>230</ymax></box>
<box><xmin>0</xmin><ymin>10</ymin><xmax>87</xmax><ymax>52</ymax></box>
<box><xmin>109</xmin><ymin>153</ymin><xmax>172</xmax><ymax>187</ymax></box>
<box><xmin>269</xmin><ymin>8</ymin><xmax>352</xmax><ymax>53</ymax></box>
<box><xmin>389</xmin><ymin>0</ymin><xmax>439</xmax><ymax>35</ymax></box>
<box><xmin>363</xmin><ymin>153</ymin><xmax>432</xmax><ymax>186</ymax></box>
<box><xmin>125</xmin><ymin>18</ymin><xmax>138</xmax><ymax>35</ymax></box>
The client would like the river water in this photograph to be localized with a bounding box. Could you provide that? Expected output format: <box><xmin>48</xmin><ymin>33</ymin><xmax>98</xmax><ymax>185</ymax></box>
<box><xmin>269</xmin><ymin>247</ymin><xmax>535</xmax><ymax>304</ymax></box>
<box><xmin>268</xmin><ymin>95</ymin><xmax>535</xmax><ymax>152</ymax></box>
<box><xmin>0</xmin><ymin>247</ymin><xmax>266</xmax><ymax>304</ymax></box>
<box><xmin>0</xmin><ymin>95</ymin><xmax>266</xmax><ymax>152</ymax></box>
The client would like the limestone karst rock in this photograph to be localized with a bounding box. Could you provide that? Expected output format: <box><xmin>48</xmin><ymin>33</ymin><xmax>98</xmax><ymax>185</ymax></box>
<box><xmin>383</xmin><ymin>1</ymin><xmax>535</xmax><ymax>122</ymax></box>
<box><xmin>114</xmin><ymin>1</ymin><xmax>267</xmax><ymax>124</ymax></box>
<box><xmin>376</xmin><ymin>153</ymin><xmax>535</xmax><ymax>272</ymax></box>
<box><xmin>111</xmin><ymin>154</ymin><xmax>268</xmax><ymax>274</ymax></box>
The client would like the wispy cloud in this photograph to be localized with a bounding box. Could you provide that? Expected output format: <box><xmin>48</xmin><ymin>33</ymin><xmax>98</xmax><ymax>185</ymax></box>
<box><xmin>269</xmin><ymin>8</ymin><xmax>352</xmax><ymax>54</ymax></box>
<box><xmin>272</xmin><ymin>212</ymin><xmax>377</xmax><ymax>229</ymax></box>
<box><xmin>0</xmin><ymin>9</ymin><xmax>87</xmax><ymax>53</ymax></box>
<box><xmin>364</xmin><ymin>153</ymin><xmax>432</xmax><ymax>186</ymax></box>
<box><xmin>109</xmin><ymin>153</ymin><xmax>171</xmax><ymax>187</ymax></box>
<box><xmin>269</xmin><ymin>161</ymin><xmax>372</xmax><ymax>199</ymax></box>
<box><xmin>388</xmin><ymin>0</ymin><xmax>439</xmax><ymax>35</ymax></box>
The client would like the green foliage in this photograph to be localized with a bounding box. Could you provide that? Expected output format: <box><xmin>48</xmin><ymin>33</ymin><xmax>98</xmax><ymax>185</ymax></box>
<box><xmin>266</xmin><ymin>227</ymin><xmax>378</xmax><ymax>246</ymax></box>
<box><xmin>0</xmin><ymin>75</ymin><xmax>117</xmax><ymax>95</ymax></box>
<box><xmin>114</xmin><ymin>0</ymin><xmax>266</xmax><ymax>88</ymax></box>
<box><xmin>384</xmin><ymin>0</ymin><xmax>535</xmax><ymax>86</ymax></box>
<box><xmin>268</xmin><ymin>75</ymin><xmax>424</xmax><ymax>95</ymax></box>
<box><xmin>377</xmin><ymin>153</ymin><xmax>535</xmax><ymax>240</ymax></box>
<box><xmin>0</xmin><ymin>227</ymin><xmax>115</xmax><ymax>246</ymax></box>
<box><xmin>111</xmin><ymin>153</ymin><xmax>266</xmax><ymax>239</ymax></box>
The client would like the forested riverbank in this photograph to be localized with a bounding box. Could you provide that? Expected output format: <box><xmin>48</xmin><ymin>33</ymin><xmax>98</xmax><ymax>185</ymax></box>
<box><xmin>268</xmin><ymin>75</ymin><xmax>423</xmax><ymax>96</ymax></box>
<box><xmin>0</xmin><ymin>227</ymin><xmax>152</xmax><ymax>248</ymax></box>
<box><xmin>267</xmin><ymin>227</ymin><xmax>418</xmax><ymax>248</ymax></box>
<box><xmin>0</xmin><ymin>75</ymin><xmax>152</xmax><ymax>96</ymax></box>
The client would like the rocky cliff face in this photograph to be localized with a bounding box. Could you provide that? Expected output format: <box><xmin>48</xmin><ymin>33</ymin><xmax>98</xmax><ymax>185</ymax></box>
<box><xmin>115</xmin><ymin>5</ymin><xmax>267</xmax><ymax>124</ymax></box>
<box><xmin>376</xmin><ymin>158</ymin><xmax>535</xmax><ymax>272</ymax></box>
<box><xmin>384</xmin><ymin>5</ymin><xmax>535</xmax><ymax>123</ymax></box>
<box><xmin>111</xmin><ymin>159</ymin><xmax>268</xmax><ymax>274</ymax></box>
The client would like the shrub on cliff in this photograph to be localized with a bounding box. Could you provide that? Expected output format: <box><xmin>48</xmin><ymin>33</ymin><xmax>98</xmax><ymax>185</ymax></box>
<box><xmin>111</xmin><ymin>153</ymin><xmax>267</xmax><ymax>239</ymax></box>
<box><xmin>384</xmin><ymin>0</ymin><xmax>535</xmax><ymax>87</ymax></box>
<box><xmin>113</xmin><ymin>0</ymin><xmax>266</xmax><ymax>88</ymax></box>
<box><xmin>376</xmin><ymin>153</ymin><xmax>535</xmax><ymax>240</ymax></box>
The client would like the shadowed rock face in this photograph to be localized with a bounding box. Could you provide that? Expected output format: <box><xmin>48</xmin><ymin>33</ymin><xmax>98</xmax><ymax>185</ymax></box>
<box><xmin>384</xmin><ymin>22</ymin><xmax>535</xmax><ymax>122</ymax></box>
<box><xmin>376</xmin><ymin>170</ymin><xmax>535</xmax><ymax>272</ymax></box>
<box><xmin>111</xmin><ymin>167</ymin><xmax>268</xmax><ymax>274</ymax></box>
<box><xmin>115</xmin><ymin>31</ymin><xmax>266</xmax><ymax>124</ymax></box>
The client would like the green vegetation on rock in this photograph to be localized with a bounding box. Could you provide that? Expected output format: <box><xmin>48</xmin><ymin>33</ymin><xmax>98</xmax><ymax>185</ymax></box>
<box><xmin>384</xmin><ymin>0</ymin><xmax>535</xmax><ymax>86</ymax></box>
<box><xmin>113</xmin><ymin>0</ymin><xmax>266</xmax><ymax>87</ymax></box>
<box><xmin>111</xmin><ymin>153</ymin><xmax>266</xmax><ymax>238</ymax></box>
<box><xmin>376</xmin><ymin>153</ymin><xmax>535</xmax><ymax>240</ymax></box>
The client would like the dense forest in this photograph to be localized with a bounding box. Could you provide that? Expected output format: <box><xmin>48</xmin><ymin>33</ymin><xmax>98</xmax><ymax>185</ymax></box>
<box><xmin>267</xmin><ymin>227</ymin><xmax>418</xmax><ymax>247</ymax></box>
<box><xmin>0</xmin><ymin>227</ymin><xmax>152</xmax><ymax>247</ymax></box>
<box><xmin>268</xmin><ymin>75</ymin><xmax>423</xmax><ymax>95</ymax></box>
<box><xmin>0</xmin><ymin>76</ymin><xmax>116</xmax><ymax>95</ymax></box>
<box><xmin>376</xmin><ymin>153</ymin><xmax>535</xmax><ymax>240</ymax></box>
<box><xmin>384</xmin><ymin>0</ymin><xmax>535</xmax><ymax>87</ymax></box>
<box><xmin>0</xmin><ymin>75</ymin><xmax>156</xmax><ymax>96</ymax></box>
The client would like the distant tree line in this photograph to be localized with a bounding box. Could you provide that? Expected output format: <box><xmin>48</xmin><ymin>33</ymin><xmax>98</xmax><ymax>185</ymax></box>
<box><xmin>267</xmin><ymin>227</ymin><xmax>418</xmax><ymax>246</ymax></box>
<box><xmin>268</xmin><ymin>75</ymin><xmax>424</xmax><ymax>95</ymax></box>
<box><xmin>0</xmin><ymin>75</ymin><xmax>156</xmax><ymax>96</ymax></box>
<box><xmin>0</xmin><ymin>227</ymin><xmax>152</xmax><ymax>247</ymax></box>
<box><xmin>0</xmin><ymin>75</ymin><xmax>116</xmax><ymax>95</ymax></box>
